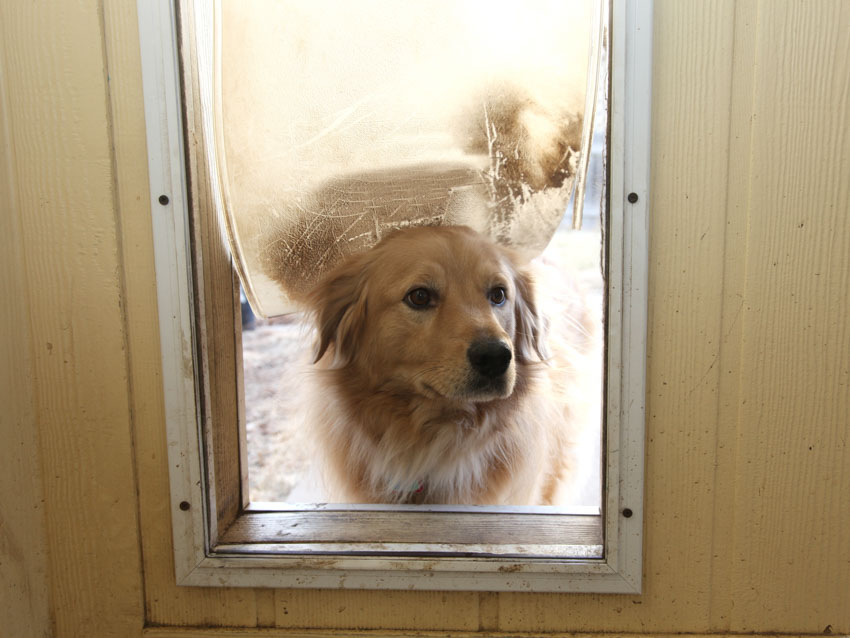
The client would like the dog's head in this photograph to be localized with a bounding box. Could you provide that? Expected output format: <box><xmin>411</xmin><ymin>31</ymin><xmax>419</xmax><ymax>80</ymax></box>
<box><xmin>307</xmin><ymin>225</ymin><xmax>546</xmax><ymax>402</ymax></box>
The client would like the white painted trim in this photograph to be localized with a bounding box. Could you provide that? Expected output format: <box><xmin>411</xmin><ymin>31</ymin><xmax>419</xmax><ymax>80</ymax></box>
<box><xmin>137</xmin><ymin>0</ymin><xmax>210</xmax><ymax>583</ymax></box>
<box><xmin>140</xmin><ymin>0</ymin><xmax>652</xmax><ymax>593</ymax></box>
<box><xmin>605</xmin><ymin>0</ymin><xmax>653</xmax><ymax>594</ymax></box>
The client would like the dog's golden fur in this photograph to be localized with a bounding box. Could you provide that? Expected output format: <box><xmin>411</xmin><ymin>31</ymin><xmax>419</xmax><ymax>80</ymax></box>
<box><xmin>305</xmin><ymin>225</ymin><xmax>595</xmax><ymax>505</ymax></box>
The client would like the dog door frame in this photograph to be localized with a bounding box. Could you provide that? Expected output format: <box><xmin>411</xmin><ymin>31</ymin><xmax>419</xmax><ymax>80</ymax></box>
<box><xmin>140</xmin><ymin>0</ymin><xmax>651</xmax><ymax>593</ymax></box>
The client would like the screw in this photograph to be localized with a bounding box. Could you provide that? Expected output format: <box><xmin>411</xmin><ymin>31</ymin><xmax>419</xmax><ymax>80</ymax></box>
<box><xmin>622</xmin><ymin>507</ymin><xmax>633</xmax><ymax>518</ymax></box>
<box><xmin>179</xmin><ymin>501</ymin><xmax>191</xmax><ymax>511</ymax></box>
<box><xmin>627</xmin><ymin>192</ymin><xmax>639</xmax><ymax>204</ymax></box>
<box><xmin>158</xmin><ymin>194</ymin><xmax>170</xmax><ymax>206</ymax></box>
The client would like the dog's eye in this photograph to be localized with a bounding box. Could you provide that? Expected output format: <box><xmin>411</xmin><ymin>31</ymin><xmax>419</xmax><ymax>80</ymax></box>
<box><xmin>405</xmin><ymin>287</ymin><xmax>433</xmax><ymax>309</ymax></box>
<box><xmin>489</xmin><ymin>286</ymin><xmax>507</xmax><ymax>306</ymax></box>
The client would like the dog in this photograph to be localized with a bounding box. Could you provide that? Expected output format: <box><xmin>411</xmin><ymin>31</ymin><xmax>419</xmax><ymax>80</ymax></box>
<box><xmin>303</xmin><ymin>225</ymin><xmax>597</xmax><ymax>505</ymax></box>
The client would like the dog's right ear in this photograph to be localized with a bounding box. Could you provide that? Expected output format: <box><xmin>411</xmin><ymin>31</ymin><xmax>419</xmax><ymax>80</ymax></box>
<box><xmin>307</xmin><ymin>252</ymin><xmax>371</xmax><ymax>367</ymax></box>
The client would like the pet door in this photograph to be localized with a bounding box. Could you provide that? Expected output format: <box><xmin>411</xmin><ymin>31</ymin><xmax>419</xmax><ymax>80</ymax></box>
<box><xmin>143</xmin><ymin>0</ymin><xmax>649</xmax><ymax>588</ymax></box>
<box><xmin>203</xmin><ymin>0</ymin><xmax>604</xmax><ymax>316</ymax></box>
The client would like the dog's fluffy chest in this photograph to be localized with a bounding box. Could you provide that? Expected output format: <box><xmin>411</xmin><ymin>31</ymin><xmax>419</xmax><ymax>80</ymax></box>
<box><xmin>314</xmin><ymin>386</ymin><xmax>549</xmax><ymax>505</ymax></box>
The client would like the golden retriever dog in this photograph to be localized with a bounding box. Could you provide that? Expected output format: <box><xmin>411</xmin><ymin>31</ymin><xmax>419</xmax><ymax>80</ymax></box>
<box><xmin>304</xmin><ymin>225</ymin><xmax>596</xmax><ymax>505</ymax></box>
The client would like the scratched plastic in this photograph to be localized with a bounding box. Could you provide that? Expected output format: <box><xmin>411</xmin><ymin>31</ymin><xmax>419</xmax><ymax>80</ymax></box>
<box><xmin>215</xmin><ymin>0</ymin><xmax>599</xmax><ymax>317</ymax></box>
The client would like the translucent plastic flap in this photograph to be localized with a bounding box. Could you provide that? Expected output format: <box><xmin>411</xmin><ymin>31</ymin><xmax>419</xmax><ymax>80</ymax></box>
<box><xmin>209</xmin><ymin>0</ymin><xmax>601</xmax><ymax>317</ymax></box>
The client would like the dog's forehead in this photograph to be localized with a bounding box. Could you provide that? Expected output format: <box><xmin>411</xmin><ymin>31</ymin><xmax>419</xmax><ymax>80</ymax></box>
<box><xmin>375</xmin><ymin>228</ymin><xmax>510</xmax><ymax>282</ymax></box>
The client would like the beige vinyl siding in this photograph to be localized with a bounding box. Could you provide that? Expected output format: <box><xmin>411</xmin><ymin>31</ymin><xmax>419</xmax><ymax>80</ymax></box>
<box><xmin>1</xmin><ymin>0</ymin><xmax>848</xmax><ymax>634</ymax></box>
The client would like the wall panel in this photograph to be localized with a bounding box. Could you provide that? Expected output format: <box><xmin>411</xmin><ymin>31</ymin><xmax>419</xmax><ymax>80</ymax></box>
<box><xmin>0</xmin><ymin>16</ymin><xmax>52</xmax><ymax>634</ymax></box>
<box><xmin>3</xmin><ymin>0</ymin><xmax>850</xmax><ymax>635</ymax></box>
<box><xmin>0</xmin><ymin>1</ymin><xmax>144</xmax><ymax>635</ymax></box>
<box><xmin>728</xmin><ymin>0</ymin><xmax>850</xmax><ymax>631</ymax></box>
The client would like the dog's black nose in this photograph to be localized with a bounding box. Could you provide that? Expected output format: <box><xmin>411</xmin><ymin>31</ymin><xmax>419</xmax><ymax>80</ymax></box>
<box><xmin>467</xmin><ymin>339</ymin><xmax>512</xmax><ymax>378</ymax></box>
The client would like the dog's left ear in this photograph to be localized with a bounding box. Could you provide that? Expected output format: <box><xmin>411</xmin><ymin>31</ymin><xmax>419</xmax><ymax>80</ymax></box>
<box><xmin>307</xmin><ymin>252</ymin><xmax>371</xmax><ymax>367</ymax></box>
<box><xmin>513</xmin><ymin>267</ymin><xmax>549</xmax><ymax>363</ymax></box>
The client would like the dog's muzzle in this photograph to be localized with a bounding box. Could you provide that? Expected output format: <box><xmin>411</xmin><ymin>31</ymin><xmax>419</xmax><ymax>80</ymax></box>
<box><xmin>466</xmin><ymin>339</ymin><xmax>512</xmax><ymax>379</ymax></box>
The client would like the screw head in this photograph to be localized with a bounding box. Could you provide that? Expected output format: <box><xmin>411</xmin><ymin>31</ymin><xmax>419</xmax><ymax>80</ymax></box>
<box><xmin>622</xmin><ymin>507</ymin><xmax>633</xmax><ymax>518</ymax></box>
<box><xmin>179</xmin><ymin>501</ymin><xmax>191</xmax><ymax>511</ymax></box>
<box><xmin>627</xmin><ymin>192</ymin><xmax>639</xmax><ymax>204</ymax></box>
<box><xmin>158</xmin><ymin>194</ymin><xmax>170</xmax><ymax>206</ymax></box>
